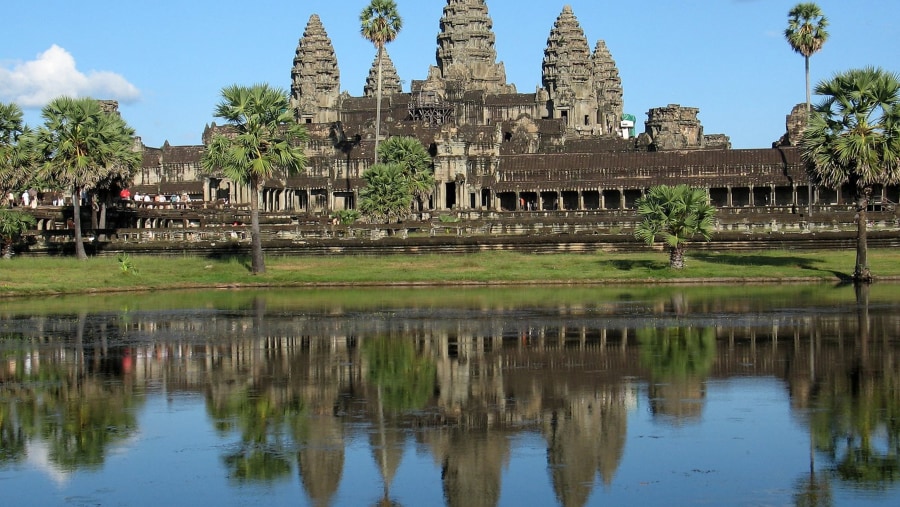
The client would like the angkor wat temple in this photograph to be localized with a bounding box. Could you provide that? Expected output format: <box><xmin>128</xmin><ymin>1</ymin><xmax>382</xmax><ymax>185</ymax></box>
<box><xmin>135</xmin><ymin>0</ymin><xmax>852</xmax><ymax>214</ymax></box>
<box><xmin>27</xmin><ymin>0</ymin><xmax>896</xmax><ymax>254</ymax></box>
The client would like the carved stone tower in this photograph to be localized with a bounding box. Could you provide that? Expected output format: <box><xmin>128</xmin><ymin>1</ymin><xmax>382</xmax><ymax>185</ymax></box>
<box><xmin>363</xmin><ymin>48</ymin><xmax>402</xmax><ymax>98</ymax></box>
<box><xmin>290</xmin><ymin>14</ymin><xmax>341</xmax><ymax>124</ymax></box>
<box><xmin>542</xmin><ymin>6</ymin><xmax>597</xmax><ymax>134</ymax></box>
<box><xmin>591</xmin><ymin>40</ymin><xmax>624</xmax><ymax>136</ymax></box>
<box><xmin>425</xmin><ymin>0</ymin><xmax>515</xmax><ymax>97</ymax></box>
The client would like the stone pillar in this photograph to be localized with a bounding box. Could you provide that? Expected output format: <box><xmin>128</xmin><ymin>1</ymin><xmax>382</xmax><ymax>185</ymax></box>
<box><xmin>599</xmin><ymin>189</ymin><xmax>606</xmax><ymax>210</ymax></box>
<box><xmin>578</xmin><ymin>191</ymin><xmax>585</xmax><ymax>211</ymax></box>
<box><xmin>726</xmin><ymin>186</ymin><xmax>733</xmax><ymax>207</ymax></box>
<box><xmin>537</xmin><ymin>191</ymin><xmax>544</xmax><ymax>211</ymax></box>
<box><xmin>619</xmin><ymin>188</ymin><xmax>626</xmax><ymax>210</ymax></box>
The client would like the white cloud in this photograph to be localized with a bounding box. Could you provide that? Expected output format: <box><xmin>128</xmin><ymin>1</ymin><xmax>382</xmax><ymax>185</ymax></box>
<box><xmin>0</xmin><ymin>45</ymin><xmax>140</xmax><ymax>108</ymax></box>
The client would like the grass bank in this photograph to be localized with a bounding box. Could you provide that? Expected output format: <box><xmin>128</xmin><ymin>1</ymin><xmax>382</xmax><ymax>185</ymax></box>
<box><xmin>1</xmin><ymin>249</ymin><xmax>899</xmax><ymax>297</ymax></box>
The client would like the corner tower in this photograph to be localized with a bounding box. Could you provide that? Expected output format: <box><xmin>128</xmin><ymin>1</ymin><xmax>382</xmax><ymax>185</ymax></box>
<box><xmin>591</xmin><ymin>40</ymin><xmax>624</xmax><ymax>136</ymax></box>
<box><xmin>542</xmin><ymin>5</ymin><xmax>596</xmax><ymax>132</ymax></box>
<box><xmin>290</xmin><ymin>14</ymin><xmax>341</xmax><ymax>124</ymax></box>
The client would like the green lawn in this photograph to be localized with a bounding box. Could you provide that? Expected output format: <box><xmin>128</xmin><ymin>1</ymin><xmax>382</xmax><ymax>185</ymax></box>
<box><xmin>1</xmin><ymin>249</ymin><xmax>898</xmax><ymax>297</ymax></box>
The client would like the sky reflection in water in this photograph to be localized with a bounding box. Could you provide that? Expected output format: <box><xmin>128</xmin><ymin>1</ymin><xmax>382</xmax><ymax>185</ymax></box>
<box><xmin>1</xmin><ymin>284</ymin><xmax>899</xmax><ymax>506</ymax></box>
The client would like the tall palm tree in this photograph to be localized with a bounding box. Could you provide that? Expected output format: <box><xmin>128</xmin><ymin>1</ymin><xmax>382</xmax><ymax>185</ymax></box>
<box><xmin>785</xmin><ymin>3</ymin><xmax>828</xmax><ymax>216</ymax></box>
<box><xmin>34</xmin><ymin>97</ymin><xmax>140</xmax><ymax>259</ymax></box>
<box><xmin>202</xmin><ymin>83</ymin><xmax>308</xmax><ymax>275</ymax></box>
<box><xmin>785</xmin><ymin>3</ymin><xmax>829</xmax><ymax>115</ymax></box>
<box><xmin>360</xmin><ymin>0</ymin><xmax>402</xmax><ymax>164</ymax></box>
<box><xmin>800</xmin><ymin>67</ymin><xmax>900</xmax><ymax>283</ymax></box>
<box><xmin>634</xmin><ymin>184</ymin><xmax>716</xmax><ymax>269</ymax></box>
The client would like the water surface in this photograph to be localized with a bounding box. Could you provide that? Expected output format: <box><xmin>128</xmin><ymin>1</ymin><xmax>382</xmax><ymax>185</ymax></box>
<box><xmin>1</xmin><ymin>284</ymin><xmax>898</xmax><ymax>506</ymax></box>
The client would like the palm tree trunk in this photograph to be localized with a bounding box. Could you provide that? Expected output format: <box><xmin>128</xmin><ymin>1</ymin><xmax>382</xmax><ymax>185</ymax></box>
<box><xmin>669</xmin><ymin>245</ymin><xmax>685</xmax><ymax>269</ymax></box>
<box><xmin>374</xmin><ymin>45</ymin><xmax>384</xmax><ymax>165</ymax></box>
<box><xmin>805</xmin><ymin>55</ymin><xmax>813</xmax><ymax>217</ymax></box>
<box><xmin>250</xmin><ymin>180</ymin><xmax>265</xmax><ymax>274</ymax></box>
<box><xmin>854</xmin><ymin>188</ymin><xmax>871</xmax><ymax>283</ymax></box>
<box><xmin>72</xmin><ymin>186</ymin><xmax>87</xmax><ymax>260</ymax></box>
<box><xmin>804</xmin><ymin>56</ymin><xmax>811</xmax><ymax>114</ymax></box>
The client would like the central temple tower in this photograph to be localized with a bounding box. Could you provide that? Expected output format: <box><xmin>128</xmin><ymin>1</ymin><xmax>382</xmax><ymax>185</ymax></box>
<box><xmin>424</xmin><ymin>0</ymin><xmax>516</xmax><ymax>97</ymax></box>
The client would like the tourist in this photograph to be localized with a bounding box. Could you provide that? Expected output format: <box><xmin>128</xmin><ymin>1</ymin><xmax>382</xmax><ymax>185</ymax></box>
<box><xmin>21</xmin><ymin>190</ymin><xmax>30</xmax><ymax>207</ymax></box>
<box><xmin>120</xmin><ymin>187</ymin><xmax>131</xmax><ymax>200</ymax></box>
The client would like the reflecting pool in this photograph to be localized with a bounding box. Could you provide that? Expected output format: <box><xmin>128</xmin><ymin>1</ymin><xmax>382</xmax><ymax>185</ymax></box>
<box><xmin>1</xmin><ymin>284</ymin><xmax>899</xmax><ymax>506</ymax></box>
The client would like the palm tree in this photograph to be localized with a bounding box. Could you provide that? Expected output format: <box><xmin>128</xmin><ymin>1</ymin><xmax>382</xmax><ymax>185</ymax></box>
<box><xmin>377</xmin><ymin>136</ymin><xmax>434</xmax><ymax>211</ymax></box>
<box><xmin>785</xmin><ymin>3</ymin><xmax>828</xmax><ymax>216</ymax></box>
<box><xmin>634</xmin><ymin>184</ymin><xmax>716</xmax><ymax>269</ymax></box>
<box><xmin>360</xmin><ymin>0</ymin><xmax>402</xmax><ymax>164</ymax></box>
<box><xmin>34</xmin><ymin>97</ymin><xmax>140</xmax><ymax>260</ymax></box>
<box><xmin>358</xmin><ymin>163</ymin><xmax>412</xmax><ymax>223</ymax></box>
<box><xmin>202</xmin><ymin>83</ymin><xmax>308</xmax><ymax>275</ymax></box>
<box><xmin>785</xmin><ymin>3</ymin><xmax>829</xmax><ymax>115</ymax></box>
<box><xmin>800</xmin><ymin>67</ymin><xmax>900</xmax><ymax>283</ymax></box>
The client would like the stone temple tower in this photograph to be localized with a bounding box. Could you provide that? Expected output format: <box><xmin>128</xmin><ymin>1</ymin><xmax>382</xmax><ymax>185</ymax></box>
<box><xmin>363</xmin><ymin>48</ymin><xmax>402</xmax><ymax>98</ymax></box>
<box><xmin>542</xmin><ymin>6</ymin><xmax>596</xmax><ymax>133</ymax></box>
<box><xmin>543</xmin><ymin>5</ymin><xmax>624</xmax><ymax>137</ymax></box>
<box><xmin>424</xmin><ymin>0</ymin><xmax>516</xmax><ymax>97</ymax></box>
<box><xmin>591</xmin><ymin>40</ymin><xmax>624</xmax><ymax>136</ymax></box>
<box><xmin>291</xmin><ymin>14</ymin><xmax>341</xmax><ymax>124</ymax></box>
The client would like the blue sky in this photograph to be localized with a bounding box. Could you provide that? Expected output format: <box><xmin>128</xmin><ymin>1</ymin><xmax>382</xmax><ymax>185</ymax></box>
<box><xmin>3</xmin><ymin>0</ymin><xmax>897</xmax><ymax>149</ymax></box>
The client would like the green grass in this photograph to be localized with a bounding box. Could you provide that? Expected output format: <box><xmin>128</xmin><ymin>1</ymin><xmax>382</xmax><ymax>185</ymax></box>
<box><xmin>1</xmin><ymin>248</ymin><xmax>899</xmax><ymax>297</ymax></box>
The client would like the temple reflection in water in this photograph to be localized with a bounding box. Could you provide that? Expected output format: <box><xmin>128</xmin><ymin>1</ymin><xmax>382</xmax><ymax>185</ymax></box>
<box><xmin>1</xmin><ymin>286</ymin><xmax>899</xmax><ymax>506</ymax></box>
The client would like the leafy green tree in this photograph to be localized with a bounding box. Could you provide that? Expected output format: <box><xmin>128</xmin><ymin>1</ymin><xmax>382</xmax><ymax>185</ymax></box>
<box><xmin>202</xmin><ymin>84</ymin><xmax>308</xmax><ymax>274</ymax></box>
<box><xmin>359</xmin><ymin>163</ymin><xmax>412</xmax><ymax>223</ymax></box>
<box><xmin>785</xmin><ymin>3</ymin><xmax>829</xmax><ymax>114</ymax></box>
<box><xmin>634</xmin><ymin>184</ymin><xmax>715</xmax><ymax>269</ymax></box>
<box><xmin>33</xmin><ymin>97</ymin><xmax>140</xmax><ymax>260</ymax></box>
<box><xmin>360</xmin><ymin>0</ymin><xmax>402</xmax><ymax>163</ymax></box>
<box><xmin>0</xmin><ymin>207</ymin><xmax>36</xmax><ymax>259</ymax></box>
<box><xmin>800</xmin><ymin>67</ymin><xmax>900</xmax><ymax>283</ymax></box>
<box><xmin>378</xmin><ymin>136</ymin><xmax>435</xmax><ymax>211</ymax></box>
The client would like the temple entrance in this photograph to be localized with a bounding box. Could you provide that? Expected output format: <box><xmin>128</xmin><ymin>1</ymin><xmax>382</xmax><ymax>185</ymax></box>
<box><xmin>445</xmin><ymin>182</ymin><xmax>456</xmax><ymax>209</ymax></box>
